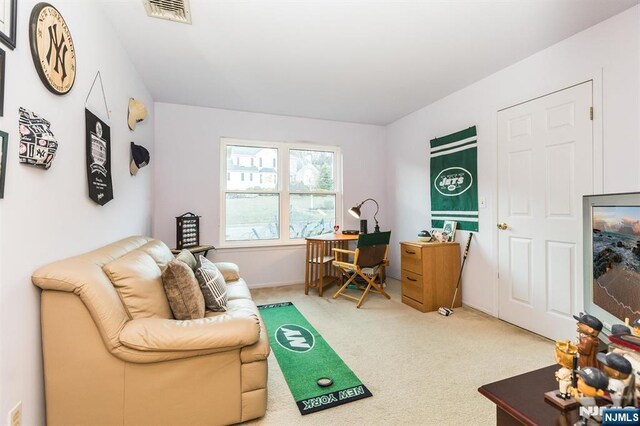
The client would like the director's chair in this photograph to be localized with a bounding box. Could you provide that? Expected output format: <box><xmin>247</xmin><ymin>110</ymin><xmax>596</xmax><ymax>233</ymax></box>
<box><xmin>332</xmin><ymin>231</ymin><xmax>391</xmax><ymax>308</ymax></box>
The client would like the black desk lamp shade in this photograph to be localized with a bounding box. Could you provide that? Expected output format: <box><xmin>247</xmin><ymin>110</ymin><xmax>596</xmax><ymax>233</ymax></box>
<box><xmin>348</xmin><ymin>198</ymin><xmax>380</xmax><ymax>233</ymax></box>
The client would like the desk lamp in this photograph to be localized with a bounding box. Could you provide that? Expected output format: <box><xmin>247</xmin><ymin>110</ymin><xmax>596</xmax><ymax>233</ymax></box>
<box><xmin>349</xmin><ymin>198</ymin><xmax>380</xmax><ymax>233</ymax></box>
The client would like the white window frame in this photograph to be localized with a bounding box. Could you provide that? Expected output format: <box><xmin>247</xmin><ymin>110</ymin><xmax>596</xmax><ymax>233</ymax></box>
<box><xmin>220</xmin><ymin>138</ymin><xmax>343</xmax><ymax>248</ymax></box>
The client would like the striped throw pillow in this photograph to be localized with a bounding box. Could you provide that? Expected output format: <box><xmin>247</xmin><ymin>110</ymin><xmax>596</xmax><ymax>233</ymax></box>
<box><xmin>195</xmin><ymin>255</ymin><xmax>228</xmax><ymax>312</ymax></box>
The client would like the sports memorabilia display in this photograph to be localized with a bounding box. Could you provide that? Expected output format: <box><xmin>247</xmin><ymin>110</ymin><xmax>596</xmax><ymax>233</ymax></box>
<box><xmin>85</xmin><ymin>109</ymin><xmax>113</xmax><ymax>205</ymax></box>
<box><xmin>29</xmin><ymin>2</ymin><xmax>76</xmax><ymax>95</ymax></box>
<box><xmin>430</xmin><ymin>126</ymin><xmax>479</xmax><ymax>231</ymax></box>
<box><xmin>18</xmin><ymin>107</ymin><xmax>58</xmax><ymax>169</ymax></box>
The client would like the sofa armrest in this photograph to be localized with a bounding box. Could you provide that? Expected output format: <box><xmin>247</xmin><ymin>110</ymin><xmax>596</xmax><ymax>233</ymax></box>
<box><xmin>119</xmin><ymin>309</ymin><xmax>260</xmax><ymax>352</ymax></box>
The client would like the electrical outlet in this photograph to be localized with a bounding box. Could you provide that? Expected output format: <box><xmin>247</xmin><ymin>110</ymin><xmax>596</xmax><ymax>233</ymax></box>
<box><xmin>8</xmin><ymin>401</ymin><xmax>21</xmax><ymax>426</ymax></box>
<box><xmin>479</xmin><ymin>197</ymin><xmax>487</xmax><ymax>209</ymax></box>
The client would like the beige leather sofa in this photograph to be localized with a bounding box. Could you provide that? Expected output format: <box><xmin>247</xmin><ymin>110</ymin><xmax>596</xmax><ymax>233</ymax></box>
<box><xmin>32</xmin><ymin>236</ymin><xmax>270</xmax><ymax>426</ymax></box>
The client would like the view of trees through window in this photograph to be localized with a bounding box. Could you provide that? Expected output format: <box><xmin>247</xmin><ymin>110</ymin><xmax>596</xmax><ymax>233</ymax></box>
<box><xmin>223</xmin><ymin>143</ymin><xmax>339</xmax><ymax>242</ymax></box>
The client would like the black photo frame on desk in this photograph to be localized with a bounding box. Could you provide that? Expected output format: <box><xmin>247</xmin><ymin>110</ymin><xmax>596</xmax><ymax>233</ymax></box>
<box><xmin>0</xmin><ymin>0</ymin><xmax>16</xmax><ymax>50</ymax></box>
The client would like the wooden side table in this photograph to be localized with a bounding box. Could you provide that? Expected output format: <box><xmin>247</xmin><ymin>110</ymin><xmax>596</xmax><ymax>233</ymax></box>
<box><xmin>479</xmin><ymin>365</ymin><xmax>581</xmax><ymax>425</ymax></box>
<box><xmin>400</xmin><ymin>241</ymin><xmax>460</xmax><ymax>312</ymax></box>
<box><xmin>171</xmin><ymin>245</ymin><xmax>216</xmax><ymax>257</ymax></box>
<box><xmin>305</xmin><ymin>233</ymin><xmax>358</xmax><ymax>296</ymax></box>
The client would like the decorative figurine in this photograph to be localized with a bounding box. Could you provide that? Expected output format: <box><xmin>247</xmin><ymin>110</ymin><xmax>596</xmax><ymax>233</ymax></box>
<box><xmin>569</xmin><ymin>367</ymin><xmax>609</xmax><ymax>426</ymax></box>
<box><xmin>631</xmin><ymin>318</ymin><xmax>640</xmax><ymax>337</ymax></box>
<box><xmin>597</xmin><ymin>352</ymin><xmax>634</xmax><ymax>407</ymax></box>
<box><xmin>574</xmin><ymin>312</ymin><xmax>603</xmax><ymax>369</ymax></box>
<box><xmin>555</xmin><ymin>340</ymin><xmax>578</xmax><ymax>400</ymax></box>
<box><xmin>612</xmin><ymin>324</ymin><xmax>632</xmax><ymax>336</ymax></box>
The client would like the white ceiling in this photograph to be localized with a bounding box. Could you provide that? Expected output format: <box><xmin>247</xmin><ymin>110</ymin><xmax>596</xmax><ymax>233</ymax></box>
<box><xmin>100</xmin><ymin>0</ymin><xmax>639</xmax><ymax>125</ymax></box>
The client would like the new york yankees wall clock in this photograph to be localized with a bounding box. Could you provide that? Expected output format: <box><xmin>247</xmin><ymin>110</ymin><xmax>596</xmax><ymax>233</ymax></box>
<box><xmin>29</xmin><ymin>3</ymin><xmax>76</xmax><ymax>95</ymax></box>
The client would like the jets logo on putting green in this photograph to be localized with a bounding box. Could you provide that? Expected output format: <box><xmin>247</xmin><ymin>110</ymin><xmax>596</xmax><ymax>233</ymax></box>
<box><xmin>275</xmin><ymin>324</ymin><xmax>315</xmax><ymax>353</ymax></box>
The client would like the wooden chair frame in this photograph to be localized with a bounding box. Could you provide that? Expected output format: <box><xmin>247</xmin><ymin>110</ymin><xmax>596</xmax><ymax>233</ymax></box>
<box><xmin>332</xmin><ymin>232</ymin><xmax>391</xmax><ymax>308</ymax></box>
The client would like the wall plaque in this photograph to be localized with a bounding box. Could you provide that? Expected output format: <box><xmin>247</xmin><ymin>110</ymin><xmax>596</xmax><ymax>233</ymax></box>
<box><xmin>29</xmin><ymin>2</ymin><xmax>76</xmax><ymax>95</ymax></box>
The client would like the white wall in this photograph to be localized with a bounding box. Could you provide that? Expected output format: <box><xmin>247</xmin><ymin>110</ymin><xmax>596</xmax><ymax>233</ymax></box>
<box><xmin>386</xmin><ymin>6</ymin><xmax>640</xmax><ymax>315</ymax></box>
<box><xmin>153</xmin><ymin>104</ymin><xmax>386</xmax><ymax>287</ymax></box>
<box><xmin>0</xmin><ymin>1</ymin><xmax>155</xmax><ymax>424</ymax></box>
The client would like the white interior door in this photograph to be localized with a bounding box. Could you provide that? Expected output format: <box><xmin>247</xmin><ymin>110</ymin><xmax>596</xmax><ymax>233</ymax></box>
<box><xmin>497</xmin><ymin>82</ymin><xmax>593</xmax><ymax>341</ymax></box>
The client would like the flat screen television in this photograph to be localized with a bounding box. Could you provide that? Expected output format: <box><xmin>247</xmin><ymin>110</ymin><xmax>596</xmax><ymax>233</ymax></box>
<box><xmin>583</xmin><ymin>192</ymin><xmax>640</xmax><ymax>336</ymax></box>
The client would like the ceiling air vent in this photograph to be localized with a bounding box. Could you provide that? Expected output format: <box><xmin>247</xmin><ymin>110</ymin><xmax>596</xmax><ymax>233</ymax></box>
<box><xmin>143</xmin><ymin>0</ymin><xmax>192</xmax><ymax>24</ymax></box>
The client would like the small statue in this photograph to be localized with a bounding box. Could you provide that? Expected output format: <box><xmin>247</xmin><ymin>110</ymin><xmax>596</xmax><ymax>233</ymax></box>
<box><xmin>632</xmin><ymin>319</ymin><xmax>640</xmax><ymax>337</ymax></box>
<box><xmin>554</xmin><ymin>340</ymin><xmax>578</xmax><ymax>400</ymax></box>
<box><xmin>574</xmin><ymin>312</ymin><xmax>603</xmax><ymax>369</ymax></box>
<box><xmin>569</xmin><ymin>367</ymin><xmax>609</xmax><ymax>425</ymax></box>
<box><xmin>597</xmin><ymin>352</ymin><xmax>634</xmax><ymax>407</ymax></box>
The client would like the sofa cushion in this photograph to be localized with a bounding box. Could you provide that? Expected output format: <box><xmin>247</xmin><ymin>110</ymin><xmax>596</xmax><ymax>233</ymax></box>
<box><xmin>214</xmin><ymin>262</ymin><xmax>240</xmax><ymax>281</ymax></box>
<box><xmin>176</xmin><ymin>249</ymin><xmax>197</xmax><ymax>270</ymax></box>
<box><xmin>103</xmin><ymin>250</ymin><xmax>173</xmax><ymax>319</ymax></box>
<box><xmin>162</xmin><ymin>259</ymin><xmax>205</xmax><ymax>320</ymax></box>
<box><xmin>195</xmin><ymin>256</ymin><xmax>228</xmax><ymax>312</ymax></box>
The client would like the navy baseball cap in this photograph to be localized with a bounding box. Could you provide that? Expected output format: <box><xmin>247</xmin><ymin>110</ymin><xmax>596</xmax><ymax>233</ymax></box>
<box><xmin>611</xmin><ymin>324</ymin><xmax>631</xmax><ymax>335</ymax></box>
<box><xmin>597</xmin><ymin>352</ymin><xmax>632</xmax><ymax>375</ymax></box>
<box><xmin>577</xmin><ymin>367</ymin><xmax>609</xmax><ymax>390</ymax></box>
<box><xmin>573</xmin><ymin>312</ymin><xmax>603</xmax><ymax>332</ymax></box>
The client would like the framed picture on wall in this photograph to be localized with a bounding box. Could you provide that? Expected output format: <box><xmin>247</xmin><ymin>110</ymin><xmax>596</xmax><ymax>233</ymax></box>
<box><xmin>0</xmin><ymin>0</ymin><xmax>16</xmax><ymax>50</ymax></box>
<box><xmin>443</xmin><ymin>220</ymin><xmax>457</xmax><ymax>242</ymax></box>
<box><xmin>0</xmin><ymin>47</ymin><xmax>5</xmax><ymax>116</ymax></box>
<box><xmin>0</xmin><ymin>130</ymin><xmax>8</xmax><ymax>198</ymax></box>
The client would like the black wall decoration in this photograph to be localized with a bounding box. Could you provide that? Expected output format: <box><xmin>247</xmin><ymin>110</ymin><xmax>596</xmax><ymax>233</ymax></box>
<box><xmin>18</xmin><ymin>107</ymin><xmax>58</xmax><ymax>169</ymax></box>
<box><xmin>0</xmin><ymin>47</ymin><xmax>5</xmax><ymax>117</ymax></box>
<box><xmin>0</xmin><ymin>0</ymin><xmax>17</xmax><ymax>50</ymax></box>
<box><xmin>85</xmin><ymin>109</ymin><xmax>113</xmax><ymax>205</ymax></box>
<box><xmin>29</xmin><ymin>2</ymin><xmax>76</xmax><ymax>95</ymax></box>
<box><xmin>0</xmin><ymin>130</ymin><xmax>8</xmax><ymax>198</ymax></box>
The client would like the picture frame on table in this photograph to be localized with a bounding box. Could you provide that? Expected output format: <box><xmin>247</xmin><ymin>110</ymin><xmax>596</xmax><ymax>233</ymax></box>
<box><xmin>442</xmin><ymin>220</ymin><xmax>457</xmax><ymax>242</ymax></box>
<box><xmin>0</xmin><ymin>0</ymin><xmax>16</xmax><ymax>50</ymax></box>
<box><xmin>0</xmin><ymin>130</ymin><xmax>8</xmax><ymax>198</ymax></box>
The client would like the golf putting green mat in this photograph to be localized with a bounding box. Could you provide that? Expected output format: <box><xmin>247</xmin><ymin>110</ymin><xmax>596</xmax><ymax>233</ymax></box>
<box><xmin>258</xmin><ymin>302</ymin><xmax>372</xmax><ymax>415</ymax></box>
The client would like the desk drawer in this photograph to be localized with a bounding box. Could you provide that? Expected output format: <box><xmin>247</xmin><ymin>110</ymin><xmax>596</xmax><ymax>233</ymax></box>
<box><xmin>400</xmin><ymin>244</ymin><xmax>422</xmax><ymax>274</ymax></box>
<box><xmin>402</xmin><ymin>271</ymin><xmax>423</xmax><ymax>303</ymax></box>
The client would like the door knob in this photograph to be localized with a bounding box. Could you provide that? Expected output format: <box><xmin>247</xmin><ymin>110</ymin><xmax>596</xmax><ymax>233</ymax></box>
<box><xmin>497</xmin><ymin>223</ymin><xmax>508</xmax><ymax>230</ymax></box>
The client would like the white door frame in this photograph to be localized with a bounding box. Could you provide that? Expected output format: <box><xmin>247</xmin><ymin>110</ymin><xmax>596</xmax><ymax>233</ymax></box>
<box><xmin>492</xmin><ymin>70</ymin><xmax>604</xmax><ymax>319</ymax></box>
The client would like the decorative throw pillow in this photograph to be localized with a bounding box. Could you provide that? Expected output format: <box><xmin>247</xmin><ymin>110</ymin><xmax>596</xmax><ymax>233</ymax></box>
<box><xmin>162</xmin><ymin>258</ymin><xmax>205</xmax><ymax>320</ymax></box>
<box><xmin>195</xmin><ymin>255</ymin><xmax>228</xmax><ymax>312</ymax></box>
<box><xmin>176</xmin><ymin>249</ymin><xmax>197</xmax><ymax>271</ymax></box>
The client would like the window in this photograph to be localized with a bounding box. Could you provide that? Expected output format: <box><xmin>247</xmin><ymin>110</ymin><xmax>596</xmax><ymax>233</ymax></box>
<box><xmin>221</xmin><ymin>139</ymin><xmax>342</xmax><ymax>246</ymax></box>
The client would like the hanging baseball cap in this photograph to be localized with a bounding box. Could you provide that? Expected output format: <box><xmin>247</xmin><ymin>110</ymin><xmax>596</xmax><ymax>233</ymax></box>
<box><xmin>128</xmin><ymin>98</ymin><xmax>147</xmax><ymax>130</ymax></box>
<box><xmin>130</xmin><ymin>142</ymin><xmax>150</xmax><ymax>176</ymax></box>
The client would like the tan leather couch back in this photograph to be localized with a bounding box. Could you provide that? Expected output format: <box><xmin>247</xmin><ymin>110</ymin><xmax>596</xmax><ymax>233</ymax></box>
<box><xmin>32</xmin><ymin>236</ymin><xmax>175</xmax><ymax>351</ymax></box>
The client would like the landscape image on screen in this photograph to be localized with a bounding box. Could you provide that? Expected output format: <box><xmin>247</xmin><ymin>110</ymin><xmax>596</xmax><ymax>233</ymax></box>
<box><xmin>592</xmin><ymin>206</ymin><xmax>640</xmax><ymax>321</ymax></box>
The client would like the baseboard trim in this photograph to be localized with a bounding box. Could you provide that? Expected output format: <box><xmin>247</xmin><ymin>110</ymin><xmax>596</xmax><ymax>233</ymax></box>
<box><xmin>248</xmin><ymin>281</ymin><xmax>302</xmax><ymax>289</ymax></box>
<box><xmin>461</xmin><ymin>300</ymin><xmax>495</xmax><ymax>317</ymax></box>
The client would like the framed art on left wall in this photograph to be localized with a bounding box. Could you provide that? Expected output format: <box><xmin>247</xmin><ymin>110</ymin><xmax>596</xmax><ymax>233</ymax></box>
<box><xmin>0</xmin><ymin>0</ymin><xmax>17</xmax><ymax>50</ymax></box>
<box><xmin>0</xmin><ymin>47</ymin><xmax>5</xmax><ymax>116</ymax></box>
<box><xmin>0</xmin><ymin>130</ymin><xmax>8</xmax><ymax>198</ymax></box>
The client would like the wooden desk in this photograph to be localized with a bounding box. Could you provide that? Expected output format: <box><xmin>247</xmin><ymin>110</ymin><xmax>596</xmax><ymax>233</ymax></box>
<box><xmin>304</xmin><ymin>233</ymin><xmax>358</xmax><ymax>296</ymax></box>
<box><xmin>478</xmin><ymin>364</ymin><xmax>581</xmax><ymax>426</ymax></box>
<box><xmin>171</xmin><ymin>245</ymin><xmax>216</xmax><ymax>257</ymax></box>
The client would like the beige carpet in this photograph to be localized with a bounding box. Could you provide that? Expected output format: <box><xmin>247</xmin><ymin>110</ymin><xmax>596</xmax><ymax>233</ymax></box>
<box><xmin>246</xmin><ymin>278</ymin><xmax>554</xmax><ymax>425</ymax></box>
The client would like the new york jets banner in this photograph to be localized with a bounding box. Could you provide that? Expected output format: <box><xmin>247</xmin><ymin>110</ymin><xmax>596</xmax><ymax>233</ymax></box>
<box><xmin>430</xmin><ymin>126</ymin><xmax>479</xmax><ymax>231</ymax></box>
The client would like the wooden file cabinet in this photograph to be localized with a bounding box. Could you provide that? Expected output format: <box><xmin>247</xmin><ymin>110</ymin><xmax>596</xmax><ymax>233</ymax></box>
<box><xmin>400</xmin><ymin>242</ymin><xmax>461</xmax><ymax>312</ymax></box>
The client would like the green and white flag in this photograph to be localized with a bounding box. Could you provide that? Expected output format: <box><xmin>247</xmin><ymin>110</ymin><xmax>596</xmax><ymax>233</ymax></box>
<box><xmin>430</xmin><ymin>126</ymin><xmax>479</xmax><ymax>231</ymax></box>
